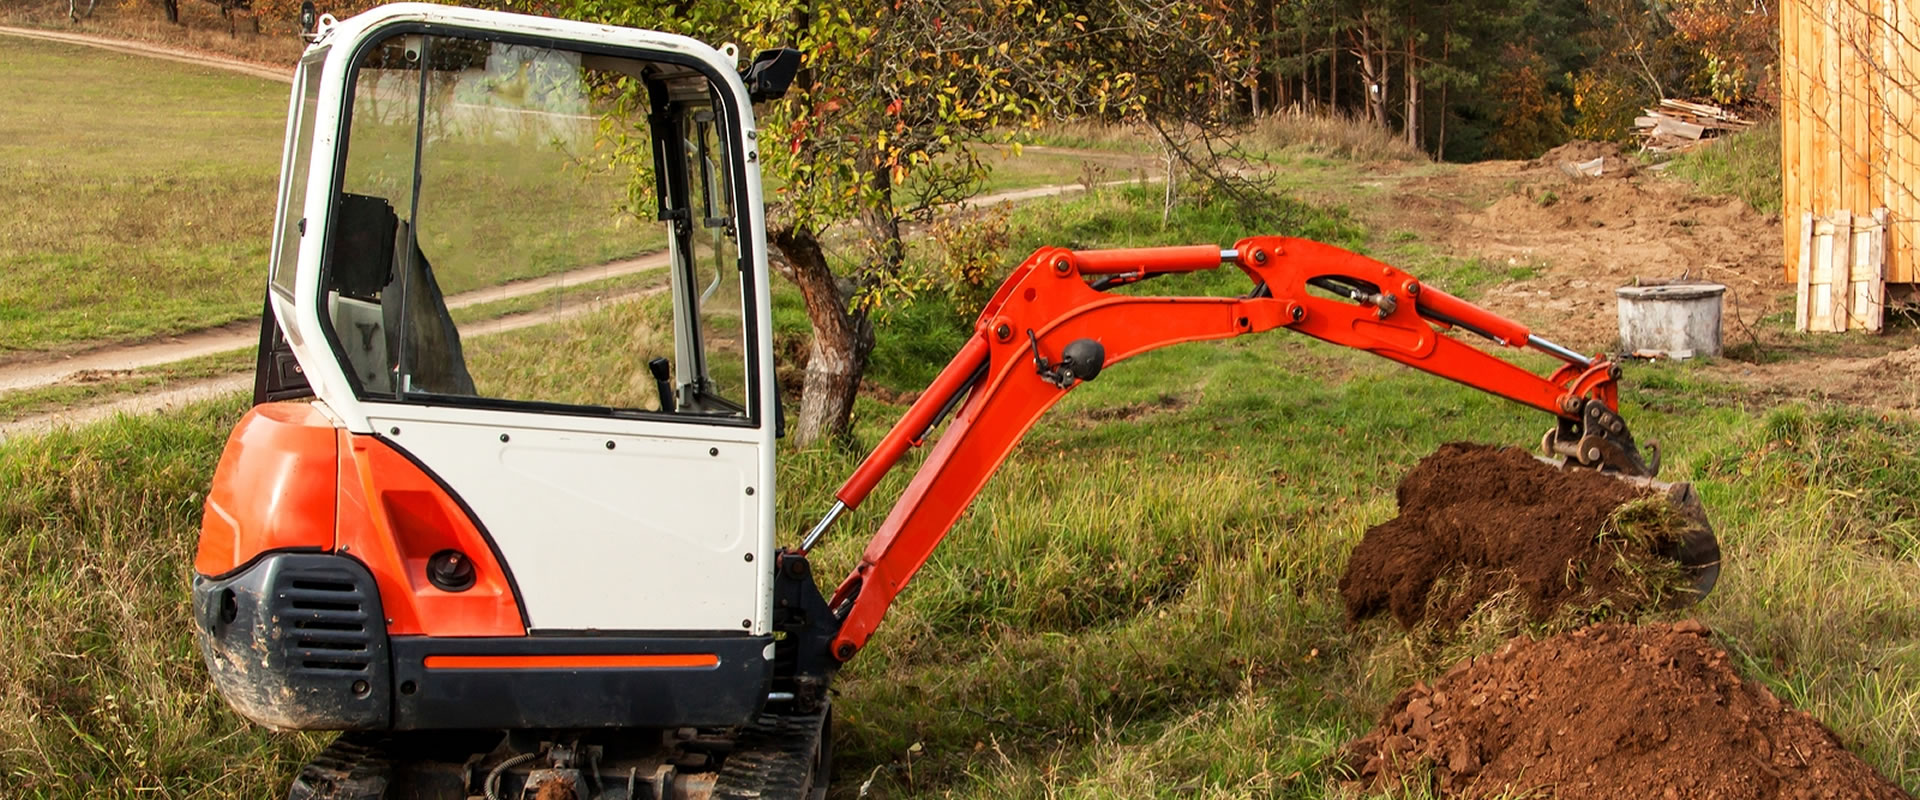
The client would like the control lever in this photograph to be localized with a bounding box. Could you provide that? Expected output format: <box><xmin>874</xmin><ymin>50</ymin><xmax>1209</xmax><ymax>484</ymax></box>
<box><xmin>647</xmin><ymin>357</ymin><xmax>676</xmax><ymax>414</ymax></box>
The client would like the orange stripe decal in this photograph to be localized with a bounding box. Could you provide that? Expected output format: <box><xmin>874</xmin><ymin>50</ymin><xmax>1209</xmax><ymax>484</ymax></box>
<box><xmin>423</xmin><ymin>654</ymin><xmax>719</xmax><ymax>670</ymax></box>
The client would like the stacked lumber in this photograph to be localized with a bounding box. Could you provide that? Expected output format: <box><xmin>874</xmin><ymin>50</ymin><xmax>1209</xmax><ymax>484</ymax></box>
<box><xmin>1634</xmin><ymin>99</ymin><xmax>1756</xmax><ymax>153</ymax></box>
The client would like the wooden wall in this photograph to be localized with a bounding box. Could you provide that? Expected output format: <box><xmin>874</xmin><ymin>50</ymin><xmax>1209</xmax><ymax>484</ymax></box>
<box><xmin>1780</xmin><ymin>0</ymin><xmax>1918</xmax><ymax>283</ymax></box>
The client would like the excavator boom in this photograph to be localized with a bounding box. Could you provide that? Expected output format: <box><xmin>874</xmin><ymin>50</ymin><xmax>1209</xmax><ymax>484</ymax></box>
<box><xmin>803</xmin><ymin>236</ymin><xmax>1707</xmax><ymax>663</ymax></box>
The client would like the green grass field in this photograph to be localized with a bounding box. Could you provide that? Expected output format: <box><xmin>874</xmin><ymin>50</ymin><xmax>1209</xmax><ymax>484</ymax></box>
<box><xmin>0</xmin><ymin>40</ymin><xmax>664</xmax><ymax>357</ymax></box>
<box><xmin>4</xmin><ymin>183</ymin><xmax>1917</xmax><ymax>798</ymax></box>
<box><xmin>0</xmin><ymin>38</ymin><xmax>285</xmax><ymax>355</ymax></box>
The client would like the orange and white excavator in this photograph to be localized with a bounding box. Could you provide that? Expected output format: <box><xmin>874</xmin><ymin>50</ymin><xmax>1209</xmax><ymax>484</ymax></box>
<box><xmin>191</xmin><ymin>5</ymin><xmax>1719</xmax><ymax>798</ymax></box>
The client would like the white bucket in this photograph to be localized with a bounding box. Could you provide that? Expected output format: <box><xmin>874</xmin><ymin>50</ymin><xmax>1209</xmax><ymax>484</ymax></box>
<box><xmin>1615</xmin><ymin>283</ymin><xmax>1726</xmax><ymax>359</ymax></box>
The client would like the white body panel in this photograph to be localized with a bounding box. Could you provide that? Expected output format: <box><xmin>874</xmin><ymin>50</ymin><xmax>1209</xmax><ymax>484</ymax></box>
<box><xmin>367</xmin><ymin>406</ymin><xmax>763</xmax><ymax>631</ymax></box>
<box><xmin>272</xmin><ymin>4</ymin><xmax>780</xmax><ymax>635</ymax></box>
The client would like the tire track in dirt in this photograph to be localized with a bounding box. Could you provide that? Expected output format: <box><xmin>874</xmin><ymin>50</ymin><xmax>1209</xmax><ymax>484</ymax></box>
<box><xmin>0</xmin><ymin>283</ymin><xmax>669</xmax><ymax>442</ymax></box>
<box><xmin>0</xmin><ymin>252</ymin><xmax>672</xmax><ymax>394</ymax></box>
<box><xmin>0</xmin><ymin>24</ymin><xmax>292</xmax><ymax>82</ymax></box>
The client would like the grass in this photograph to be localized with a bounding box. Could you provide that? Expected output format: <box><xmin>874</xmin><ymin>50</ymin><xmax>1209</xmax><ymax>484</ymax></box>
<box><xmin>0</xmin><ymin>39</ymin><xmax>661</xmax><ymax>356</ymax></box>
<box><xmin>1</xmin><ymin>0</ymin><xmax>308</xmax><ymax>64</ymax></box>
<box><xmin>0</xmin><ymin>37</ymin><xmax>285</xmax><ymax>355</ymax></box>
<box><xmin>1661</xmin><ymin>122</ymin><xmax>1784</xmax><ymax>215</ymax></box>
<box><xmin>3</xmin><ymin>174</ymin><xmax>1919</xmax><ymax>799</ymax></box>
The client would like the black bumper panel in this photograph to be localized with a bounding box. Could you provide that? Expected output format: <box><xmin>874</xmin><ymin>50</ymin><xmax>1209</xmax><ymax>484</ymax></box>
<box><xmin>195</xmin><ymin>553</ymin><xmax>774</xmax><ymax>731</ymax></box>
<box><xmin>390</xmin><ymin>635</ymin><xmax>772</xmax><ymax>730</ymax></box>
<box><xmin>194</xmin><ymin>553</ymin><xmax>393</xmax><ymax>730</ymax></box>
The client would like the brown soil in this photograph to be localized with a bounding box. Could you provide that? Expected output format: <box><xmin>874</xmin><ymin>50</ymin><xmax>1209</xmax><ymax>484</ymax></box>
<box><xmin>1338</xmin><ymin>443</ymin><xmax>1679</xmax><ymax>629</ymax></box>
<box><xmin>1529</xmin><ymin>140</ymin><xmax>1639</xmax><ymax>178</ymax></box>
<box><xmin>1343</xmin><ymin>621</ymin><xmax>1914</xmax><ymax>800</ymax></box>
<box><xmin>1376</xmin><ymin>153</ymin><xmax>1786</xmax><ymax>355</ymax></box>
<box><xmin>1704</xmin><ymin>344</ymin><xmax>1920</xmax><ymax>413</ymax></box>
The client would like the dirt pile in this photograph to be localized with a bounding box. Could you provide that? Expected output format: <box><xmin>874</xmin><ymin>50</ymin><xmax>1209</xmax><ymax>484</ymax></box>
<box><xmin>1339</xmin><ymin>443</ymin><xmax>1690</xmax><ymax>629</ymax></box>
<box><xmin>1343</xmin><ymin>622</ymin><xmax>1914</xmax><ymax>800</ymax></box>
<box><xmin>1529</xmin><ymin>139</ymin><xmax>1638</xmax><ymax>178</ymax></box>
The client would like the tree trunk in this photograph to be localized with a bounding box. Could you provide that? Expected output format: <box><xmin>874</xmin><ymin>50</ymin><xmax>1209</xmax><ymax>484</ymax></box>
<box><xmin>161</xmin><ymin>0</ymin><xmax>179</xmax><ymax>24</ymax></box>
<box><xmin>1404</xmin><ymin>32</ymin><xmax>1419</xmax><ymax>148</ymax></box>
<box><xmin>1354</xmin><ymin>28</ymin><xmax>1385</xmax><ymax>127</ymax></box>
<box><xmin>771</xmin><ymin>227</ymin><xmax>873</xmax><ymax>446</ymax></box>
<box><xmin>1329</xmin><ymin>27</ymin><xmax>1338</xmax><ymax>111</ymax></box>
<box><xmin>1437</xmin><ymin>22</ymin><xmax>1451</xmax><ymax>158</ymax></box>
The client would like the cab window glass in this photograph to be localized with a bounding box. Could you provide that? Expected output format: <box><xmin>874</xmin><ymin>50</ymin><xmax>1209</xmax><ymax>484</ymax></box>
<box><xmin>322</xmin><ymin>32</ymin><xmax>752</xmax><ymax>420</ymax></box>
<box><xmin>680</xmin><ymin>109</ymin><xmax>747</xmax><ymax>411</ymax></box>
<box><xmin>270</xmin><ymin>55</ymin><xmax>325</xmax><ymax>295</ymax></box>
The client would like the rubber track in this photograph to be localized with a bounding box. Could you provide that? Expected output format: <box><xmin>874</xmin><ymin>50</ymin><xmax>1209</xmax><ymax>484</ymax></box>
<box><xmin>709</xmin><ymin>710</ymin><xmax>829</xmax><ymax>800</ymax></box>
<box><xmin>288</xmin><ymin>733</ymin><xmax>393</xmax><ymax>800</ymax></box>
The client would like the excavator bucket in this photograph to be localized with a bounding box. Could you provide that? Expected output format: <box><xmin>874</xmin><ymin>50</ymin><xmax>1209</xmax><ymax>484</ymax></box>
<box><xmin>1537</xmin><ymin>391</ymin><xmax>1720</xmax><ymax>604</ymax></box>
<box><xmin>1608</xmin><ymin>469</ymin><xmax>1723</xmax><ymax>604</ymax></box>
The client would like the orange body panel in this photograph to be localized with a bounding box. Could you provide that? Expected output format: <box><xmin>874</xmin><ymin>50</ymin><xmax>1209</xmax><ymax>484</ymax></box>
<box><xmin>422</xmin><ymin>654</ymin><xmax>719</xmax><ymax>670</ymax></box>
<box><xmin>196</xmin><ymin>401</ymin><xmax>524</xmax><ymax>637</ymax></box>
<box><xmin>339</xmin><ymin>433</ymin><xmax>524</xmax><ymax>637</ymax></box>
<box><xmin>196</xmin><ymin>403</ymin><xmax>339</xmax><ymax>577</ymax></box>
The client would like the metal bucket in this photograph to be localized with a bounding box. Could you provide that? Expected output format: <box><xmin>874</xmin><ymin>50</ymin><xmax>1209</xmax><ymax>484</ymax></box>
<box><xmin>1615</xmin><ymin>282</ymin><xmax>1726</xmax><ymax>359</ymax></box>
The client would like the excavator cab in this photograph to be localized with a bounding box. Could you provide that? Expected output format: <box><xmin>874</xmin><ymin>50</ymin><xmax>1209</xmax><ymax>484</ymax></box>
<box><xmin>196</xmin><ymin>5</ymin><xmax>830</xmax><ymax>797</ymax></box>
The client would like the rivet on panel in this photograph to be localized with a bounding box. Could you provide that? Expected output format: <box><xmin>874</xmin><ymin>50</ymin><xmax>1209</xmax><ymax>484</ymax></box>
<box><xmin>605</xmin><ymin>440</ymin><xmax>616</xmax><ymax>450</ymax></box>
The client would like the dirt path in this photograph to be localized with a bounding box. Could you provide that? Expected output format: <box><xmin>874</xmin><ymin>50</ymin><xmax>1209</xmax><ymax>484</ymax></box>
<box><xmin>0</xmin><ymin>252</ymin><xmax>672</xmax><ymax>395</ymax></box>
<box><xmin>0</xmin><ymin>283</ymin><xmax>668</xmax><ymax>442</ymax></box>
<box><xmin>0</xmin><ymin>24</ymin><xmax>291</xmax><ymax>82</ymax></box>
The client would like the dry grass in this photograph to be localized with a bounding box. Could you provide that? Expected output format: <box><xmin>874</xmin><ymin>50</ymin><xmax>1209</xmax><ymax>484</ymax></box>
<box><xmin>1</xmin><ymin>0</ymin><xmax>306</xmax><ymax>65</ymax></box>
<box><xmin>1244</xmin><ymin>111</ymin><xmax>1430</xmax><ymax>164</ymax></box>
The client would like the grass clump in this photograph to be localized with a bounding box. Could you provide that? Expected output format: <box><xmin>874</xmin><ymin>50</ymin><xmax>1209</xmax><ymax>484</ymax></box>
<box><xmin>1662</xmin><ymin>122</ymin><xmax>1782</xmax><ymax>215</ymax></box>
<box><xmin>0</xmin><ymin>398</ymin><xmax>319</xmax><ymax>796</ymax></box>
<box><xmin>1245</xmin><ymin>112</ymin><xmax>1430</xmax><ymax>164</ymax></box>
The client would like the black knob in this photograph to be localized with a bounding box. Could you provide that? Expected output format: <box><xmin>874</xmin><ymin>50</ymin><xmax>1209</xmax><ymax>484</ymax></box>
<box><xmin>426</xmin><ymin>549</ymin><xmax>476</xmax><ymax>592</ymax></box>
<box><xmin>1059</xmin><ymin>339</ymin><xmax>1106</xmax><ymax>383</ymax></box>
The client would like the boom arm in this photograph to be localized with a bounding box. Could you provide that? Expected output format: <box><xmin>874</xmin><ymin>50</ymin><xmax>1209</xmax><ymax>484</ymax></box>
<box><xmin>804</xmin><ymin>236</ymin><xmax>1657</xmax><ymax>663</ymax></box>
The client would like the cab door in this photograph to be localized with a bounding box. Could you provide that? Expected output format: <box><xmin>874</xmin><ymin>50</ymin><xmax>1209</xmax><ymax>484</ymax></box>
<box><xmin>271</xmin><ymin>8</ymin><xmax>777</xmax><ymax>635</ymax></box>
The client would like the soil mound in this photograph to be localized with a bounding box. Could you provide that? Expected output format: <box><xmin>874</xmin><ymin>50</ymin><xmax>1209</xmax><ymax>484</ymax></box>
<box><xmin>1344</xmin><ymin>622</ymin><xmax>1913</xmax><ymax>800</ymax></box>
<box><xmin>1339</xmin><ymin>443</ymin><xmax>1684</xmax><ymax>629</ymax></box>
<box><xmin>1529</xmin><ymin>139</ymin><xmax>1637</xmax><ymax>177</ymax></box>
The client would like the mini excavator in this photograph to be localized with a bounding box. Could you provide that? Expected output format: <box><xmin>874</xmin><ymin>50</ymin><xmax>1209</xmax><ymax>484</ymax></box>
<box><xmin>191</xmin><ymin>5</ymin><xmax>1720</xmax><ymax>798</ymax></box>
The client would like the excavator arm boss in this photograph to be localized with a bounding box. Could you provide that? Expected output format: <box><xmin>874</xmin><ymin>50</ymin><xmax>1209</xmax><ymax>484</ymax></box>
<box><xmin>794</xmin><ymin>236</ymin><xmax>1719</xmax><ymax>665</ymax></box>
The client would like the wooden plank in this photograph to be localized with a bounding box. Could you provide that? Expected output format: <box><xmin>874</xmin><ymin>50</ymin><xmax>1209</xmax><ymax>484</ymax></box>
<box><xmin>1847</xmin><ymin>3</ymin><xmax>1870</xmax><ymax>222</ymax></box>
<box><xmin>1797</xmin><ymin>210</ymin><xmax>1815</xmax><ymax>331</ymax></box>
<box><xmin>1812</xmin><ymin>1</ymin><xmax>1827</xmax><ymax>227</ymax></box>
<box><xmin>1897</xmin><ymin>0</ymin><xmax>1917</xmax><ymax>283</ymax></box>
<box><xmin>1867</xmin><ymin>207</ymin><xmax>1890</xmax><ymax>332</ymax></box>
<box><xmin>1827</xmin><ymin>209</ymin><xmax>1843</xmax><ymax>329</ymax></box>
<box><xmin>1783</xmin><ymin>0</ymin><xmax>1803</xmax><ymax>282</ymax></box>
<box><xmin>1814</xmin><ymin>220</ymin><xmax>1836</xmax><ymax>330</ymax></box>
<box><xmin>1654</xmin><ymin>116</ymin><xmax>1706</xmax><ymax>140</ymax></box>
<box><xmin>1803</xmin><ymin>0</ymin><xmax>1821</xmax><ymax>279</ymax></box>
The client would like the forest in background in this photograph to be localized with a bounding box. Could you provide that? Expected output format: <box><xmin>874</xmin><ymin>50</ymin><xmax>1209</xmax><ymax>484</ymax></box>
<box><xmin>26</xmin><ymin>0</ymin><xmax>1780</xmax><ymax>161</ymax></box>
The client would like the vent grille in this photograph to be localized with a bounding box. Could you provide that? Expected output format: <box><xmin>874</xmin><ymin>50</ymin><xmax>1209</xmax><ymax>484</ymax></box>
<box><xmin>279</xmin><ymin>576</ymin><xmax>373</xmax><ymax>674</ymax></box>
